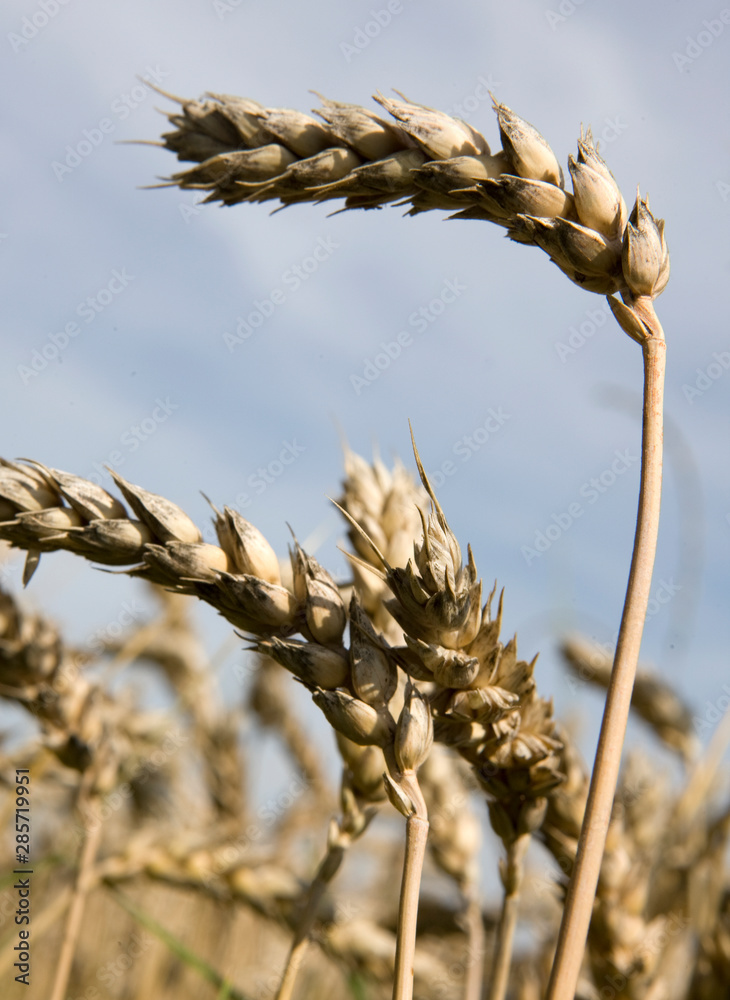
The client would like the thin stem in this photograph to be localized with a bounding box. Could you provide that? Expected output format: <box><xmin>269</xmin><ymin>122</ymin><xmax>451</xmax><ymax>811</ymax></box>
<box><xmin>49</xmin><ymin>796</ymin><xmax>104</xmax><ymax>1000</ymax></box>
<box><xmin>546</xmin><ymin>304</ymin><xmax>666</xmax><ymax>1000</ymax></box>
<box><xmin>382</xmin><ymin>746</ymin><xmax>431</xmax><ymax>1000</ymax></box>
<box><xmin>462</xmin><ymin>887</ymin><xmax>486</xmax><ymax>1000</ymax></box>
<box><xmin>393</xmin><ymin>812</ymin><xmax>430</xmax><ymax>1000</ymax></box>
<box><xmin>489</xmin><ymin>833</ymin><xmax>530</xmax><ymax>1000</ymax></box>
<box><xmin>276</xmin><ymin>841</ymin><xmax>346</xmax><ymax>1000</ymax></box>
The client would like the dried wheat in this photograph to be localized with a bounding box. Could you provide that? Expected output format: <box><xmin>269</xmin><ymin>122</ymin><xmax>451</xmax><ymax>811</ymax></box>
<box><xmin>0</xmin><ymin>444</ymin><xmax>562</xmax><ymax>999</ymax></box>
<box><xmin>149</xmin><ymin>86</ymin><xmax>668</xmax><ymax>320</ymax></box>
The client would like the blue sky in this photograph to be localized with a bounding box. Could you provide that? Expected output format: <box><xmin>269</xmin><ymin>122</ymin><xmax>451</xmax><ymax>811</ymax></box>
<box><xmin>2</xmin><ymin>0</ymin><xmax>729</xmax><ymax>785</ymax></box>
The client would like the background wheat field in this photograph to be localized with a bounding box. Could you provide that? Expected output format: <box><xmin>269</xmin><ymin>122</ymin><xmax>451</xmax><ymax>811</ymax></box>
<box><xmin>1</xmin><ymin>1</ymin><xmax>729</xmax><ymax>998</ymax></box>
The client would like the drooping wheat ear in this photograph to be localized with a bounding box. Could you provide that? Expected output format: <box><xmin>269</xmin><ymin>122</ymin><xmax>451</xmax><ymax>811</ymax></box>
<box><xmin>561</xmin><ymin>635</ymin><xmax>698</xmax><ymax>762</ymax></box>
<box><xmin>147</xmin><ymin>85</ymin><xmax>669</xmax><ymax>318</ymax></box>
<box><xmin>0</xmin><ymin>452</ymin><xmax>559</xmax><ymax>804</ymax></box>
<box><xmin>0</xmin><ymin>582</ymin><xmax>129</xmax><ymax>778</ymax></box>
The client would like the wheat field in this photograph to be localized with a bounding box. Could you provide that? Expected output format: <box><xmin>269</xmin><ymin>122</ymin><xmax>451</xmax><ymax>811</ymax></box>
<box><xmin>2</xmin><ymin>3</ymin><xmax>728</xmax><ymax>999</ymax></box>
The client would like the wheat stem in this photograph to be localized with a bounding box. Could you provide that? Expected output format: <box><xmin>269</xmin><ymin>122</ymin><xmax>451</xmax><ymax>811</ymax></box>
<box><xmin>381</xmin><ymin>735</ymin><xmax>432</xmax><ymax>1000</ymax></box>
<box><xmin>546</xmin><ymin>302</ymin><xmax>665</xmax><ymax>999</ymax></box>
<box><xmin>49</xmin><ymin>787</ymin><xmax>104</xmax><ymax>1000</ymax></box>
<box><xmin>393</xmin><ymin>812</ymin><xmax>430</xmax><ymax>1000</ymax></box>
<box><xmin>488</xmin><ymin>832</ymin><xmax>530</xmax><ymax>1000</ymax></box>
<box><xmin>276</xmin><ymin>840</ymin><xmax>346</xmax><ymax>1000</ymax></box>
<box><xmin>462</xmin><ymin>890</ymin><xmax>486</xmax><ymax>1000</ymax></box>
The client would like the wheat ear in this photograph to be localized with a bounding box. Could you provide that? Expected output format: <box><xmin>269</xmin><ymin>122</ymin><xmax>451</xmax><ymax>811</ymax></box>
<box><xmin>0</xmin><ymin>446</ymin><xmax>562</xmax><ymax>999</ymax></box>
<box><xmin>148</xmin><ymin>87</ymin><xmax>670</xmax><ymax>997</ymax></box>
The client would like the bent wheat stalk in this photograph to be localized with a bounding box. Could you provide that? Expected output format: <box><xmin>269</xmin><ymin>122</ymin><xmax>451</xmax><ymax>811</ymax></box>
<box><xmin>146</xmin><ymin>87</ymin><xmax>669</xmax><ymax>996</ymax></box>
<box><xmin>546</xmin><ymin>308</ymin><xmax>665</xmax><ymax>999</ymax></box>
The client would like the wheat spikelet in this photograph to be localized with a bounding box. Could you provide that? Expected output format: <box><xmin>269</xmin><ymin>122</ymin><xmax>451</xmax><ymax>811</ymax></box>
<box><xmin>148</xmin><ymin>86</ymin><xmax>669</xmax><ymax>316</ymax></box>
